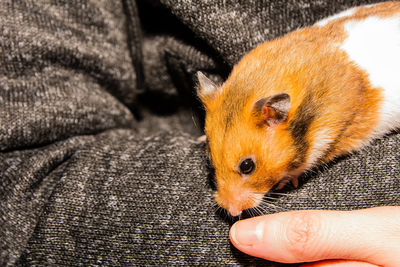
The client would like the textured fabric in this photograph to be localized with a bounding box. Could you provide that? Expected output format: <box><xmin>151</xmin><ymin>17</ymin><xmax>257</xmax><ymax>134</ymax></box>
<box><xmin>0</xmin><ymin>0</ymin><xmax>398</xmax><ymax>266</ymax></box>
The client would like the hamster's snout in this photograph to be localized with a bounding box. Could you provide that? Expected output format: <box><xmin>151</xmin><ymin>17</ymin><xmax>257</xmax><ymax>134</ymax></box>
<box><xmin>214</xmin><ymin>186</ymin><xmax>263</xmax><ymax>217</ymax></box>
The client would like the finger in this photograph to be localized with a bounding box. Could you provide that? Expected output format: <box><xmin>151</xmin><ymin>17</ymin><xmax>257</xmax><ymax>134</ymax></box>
<box><xmin>301</xmin><ymin>259</ymin><xmax>379</xmax><ymax>267</ymax></box>
<box><xmin>229</xmin><ymin>206</ymin><xmax>400</xmax><ymax>265</ymax></box>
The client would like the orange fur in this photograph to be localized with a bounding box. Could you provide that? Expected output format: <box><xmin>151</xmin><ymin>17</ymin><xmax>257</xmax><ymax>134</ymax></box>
<box><xmin>198</xmin><ymin>2</ymin><xmax>400</xmax><ymax>216</ymax></box>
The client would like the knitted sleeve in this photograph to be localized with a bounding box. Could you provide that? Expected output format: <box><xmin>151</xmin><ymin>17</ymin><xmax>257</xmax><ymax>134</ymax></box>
<box><xmin>1</xmin><ymin>0</ymin><xmax>397</xmax><ymax>266</ymax></box>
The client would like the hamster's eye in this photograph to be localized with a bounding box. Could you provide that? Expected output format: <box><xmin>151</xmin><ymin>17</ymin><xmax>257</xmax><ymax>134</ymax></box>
<box><xmin>239</xmin><ymin>158</ymin><xmax>255</xmax><ymax>175</ymax></box>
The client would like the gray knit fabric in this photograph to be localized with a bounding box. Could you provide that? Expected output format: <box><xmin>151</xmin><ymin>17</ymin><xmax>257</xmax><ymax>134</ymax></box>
<box><xmin>0</xmin><ymin>0</ymin><xmax>398</xmax><ymax>266</ymax></box>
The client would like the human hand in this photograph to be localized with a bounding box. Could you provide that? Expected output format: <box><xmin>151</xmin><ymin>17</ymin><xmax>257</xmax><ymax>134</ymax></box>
<box><xmin>229</xmin><ymin>206</ymin><xmax>400</xmax><ymax>266</ymax></box>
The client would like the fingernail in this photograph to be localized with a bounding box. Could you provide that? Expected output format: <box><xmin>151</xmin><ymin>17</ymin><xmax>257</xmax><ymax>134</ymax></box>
<box><xmin>230</xmin><ymin>220</ymin><xmax>265</xmax><ymax>246</ymax></box>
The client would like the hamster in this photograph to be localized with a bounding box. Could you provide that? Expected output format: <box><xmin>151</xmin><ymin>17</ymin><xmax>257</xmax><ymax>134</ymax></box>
<box><xmin>197</xmin><ymin>2</ymin><xmax>400</xmax><ymax>217</ymax></box>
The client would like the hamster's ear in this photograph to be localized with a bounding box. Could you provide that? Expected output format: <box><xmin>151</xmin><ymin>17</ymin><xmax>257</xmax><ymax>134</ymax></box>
<box><xmin>197</xmin><ymin>71</ymin><xmax>218</xmax><ymax>100</ymax></box>
<box><xmin>253</xmin><ymin>93</ymin><xmax>290</xmax><ymax>127</ymax></box>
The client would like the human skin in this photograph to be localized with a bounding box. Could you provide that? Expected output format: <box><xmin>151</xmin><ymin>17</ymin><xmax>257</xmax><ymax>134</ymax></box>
<box><xmin>229</xmin><ymin>206</ymin><xmax>400</xmax><ymax>266</ymax></box>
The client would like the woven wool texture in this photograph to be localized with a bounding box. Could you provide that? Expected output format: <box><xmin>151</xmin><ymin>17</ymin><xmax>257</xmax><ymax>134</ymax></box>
<box><xmin>0</xmin><ymin>0</ymin><xmax>398</xmax><ymax>266</ymax></box>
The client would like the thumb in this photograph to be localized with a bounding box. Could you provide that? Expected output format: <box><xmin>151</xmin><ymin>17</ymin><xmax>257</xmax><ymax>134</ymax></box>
<box><xmin>229</xmin><ymin>207</ymin><xmax>400</xmax><ymax>265</ymax></box>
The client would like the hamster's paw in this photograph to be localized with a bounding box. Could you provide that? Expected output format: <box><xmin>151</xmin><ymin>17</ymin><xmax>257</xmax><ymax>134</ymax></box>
<box><xmin>276</xmin><ymin>175</ymin><xmax>299</xmax><ymax>190</ymax></box>
<box><xmin>197</xmin><ymin>135</ymin><xmax>207</xmax><ymax>143</ymax></box>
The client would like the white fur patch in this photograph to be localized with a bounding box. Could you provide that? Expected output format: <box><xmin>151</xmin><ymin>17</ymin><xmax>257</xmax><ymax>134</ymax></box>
<box><xmin>307</xmin><ymin>128</ymin><xmax>334</xmax><ymax>167</ymax></box>
<box><xmin>316</xmin><ymin>7</ymin><xmax>357</xmax><ymax>27</ymax></box>
<box><xmin>340</xmin><ymin>15</ymin><xmax>400</xmax><ymax>137</ymax></box>
<box><xmin>315</xmin><ymin>4</ymin><xmax>378</xmax><ymax>27</ymax></box>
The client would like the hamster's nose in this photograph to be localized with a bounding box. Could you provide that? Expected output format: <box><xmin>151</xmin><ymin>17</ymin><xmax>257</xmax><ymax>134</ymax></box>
<box><xmin>214</xmin><ymin>185</ymin><xmax>256</xmax><ymax>217</ymax></box>
<box><xmin>228</xmin><ymin>208</ymin><xmax>243</xmax><ymax>217</ymax></box>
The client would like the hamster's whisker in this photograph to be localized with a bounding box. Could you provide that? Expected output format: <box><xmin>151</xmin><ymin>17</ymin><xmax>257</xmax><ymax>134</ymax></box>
<box><xmin>211</xmin><ymin>203</ymin><xmax>221</xmax><ymax>213</ymax></box>
<box><xmin>247</xmin><ymin>208</ymin><xmax>254</xmax><ymax>218</ymax></box>
<box><xmin>268</xmin><ymin>192</ymin><xmax>290</xmax><ymax>196</ymax></box>
<box><xmin>248</xmin><ymin>193</ymin><xmax>286</xmax><ymax>212</ymax></box>
<box><xmin>262</xmin><ymin>196</ymin><xmax>280</xmax><ymax>201</ymax></box>
<box><xmin>191</xmin><ymin>112</ymin><xmax>199</xmax><ymax>130</ymax></box>
<box><xmin>215</xmin><ymin>206</ymin><xmax>222</xmax><ymax>214</ymax></box>
<box><xmin>259</xmin><ymin>199</ymin><xmax>287</xmax><ymax>212</ymax></box>
<box><xmin>254</xmin><ymin>205</ymin><xmax>266</xmax><ymax>216</ymax></box>
<box><xmin>252</xmin><ymin>209</ymin><xmax>258</xmax><ymax>217</ymax></box>
<box><xmin>222</xmin><ymin>208</ymin><xmax>231</xmax><ymax>221</ymax></box>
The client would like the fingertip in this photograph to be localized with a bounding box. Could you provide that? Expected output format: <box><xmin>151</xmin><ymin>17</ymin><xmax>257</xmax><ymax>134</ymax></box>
<box><xmin>229</xmin><ymin>219</ymin><xmax>265</xmax><ymax>247</ymax></box>
<box><xmin>228</xmin><ymin>208</ymin><xmax>397</xmax><ymax>265</ymax></box>
<box><xmin>230</xmin><ymin>210</ymin><xmax>341</xmax><ymax>263</ymax></box>
<box><xmin>229</xmin><ymin>215</ymin><xmax>285</xmax><ymax>262</ymax></box>
<box><xmin>229</xmin><ymin>222</ymin><xmax>239</xmax><ymax>245</ymax></box>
